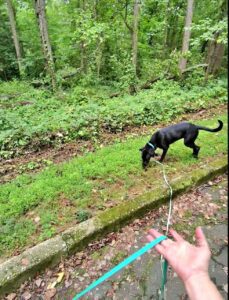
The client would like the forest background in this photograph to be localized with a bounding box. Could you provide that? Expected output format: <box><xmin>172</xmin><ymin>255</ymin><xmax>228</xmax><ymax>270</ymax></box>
<box><xmin>0</xmin><ymin>0</ymin><xmax>228</xmax><ymax>159</ymax></box>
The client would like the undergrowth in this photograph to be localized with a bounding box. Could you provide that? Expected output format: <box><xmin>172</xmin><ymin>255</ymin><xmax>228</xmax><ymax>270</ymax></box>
<box><xmin>0</xmin><ymin>76</ymin><xmax>227</xmax><ymax>158</ymax></box>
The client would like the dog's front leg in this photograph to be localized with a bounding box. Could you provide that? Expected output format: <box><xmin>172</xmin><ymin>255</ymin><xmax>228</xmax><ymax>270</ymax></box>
<box><xmin>159</xmin><ymin>148</ymin><xmax>168</xmax><ymax>162</ymax></box>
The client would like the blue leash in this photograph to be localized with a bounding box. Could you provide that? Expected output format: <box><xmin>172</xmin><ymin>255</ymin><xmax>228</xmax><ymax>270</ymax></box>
<box><xmin>72</xmin><ymin>235</ymin><xmax>167</xmax><ymax>300</ymax></box>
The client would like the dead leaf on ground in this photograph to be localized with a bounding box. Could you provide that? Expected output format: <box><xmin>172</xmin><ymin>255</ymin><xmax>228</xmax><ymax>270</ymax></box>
<box><xmin>110</xmin><ymin>239</ymin><xmax>116</xmax><ymax>246</ymax></box>
<box><xmin>6</xmin><ymin>293</ymin><xmax>17</xmax><ymax>300</ymax></box>
<box><xmin>34</xmin><ymin>216</ymin><xmax>40</xmax><ymax>223</ymax></box>
<box><xmin>57</xmin><ymin>272</ymin><xmax>65</xmax><ymax>283</ymax></box>
<box><xmin>35</xmin><ymin>278</ymin><xmax>42</xmax><ymax>288</ymax></box>
<box><xmin>22</xmin><ymin>291</ymin><xmax>32</xmax><ymax>300</ymax></box>
<box><xmin>65</xmin><ymin>280</ymin><xmax>72</xmax><ymax>288</ymax></box>
<box><xmin>44</xmin><ymin>288</ymin><xmax>56</xmax><ymax>300</ymax></box>
<box><xmin>47</xmin><ymin>280</ymin><xmax>57</xmax><ymax>290</ymax></box>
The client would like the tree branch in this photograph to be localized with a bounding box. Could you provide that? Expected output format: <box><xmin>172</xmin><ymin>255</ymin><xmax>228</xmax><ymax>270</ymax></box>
<box><xmin>118</xmin><ymin>0</ymin><xmax>133</xmax><ymax>33</ymax></box>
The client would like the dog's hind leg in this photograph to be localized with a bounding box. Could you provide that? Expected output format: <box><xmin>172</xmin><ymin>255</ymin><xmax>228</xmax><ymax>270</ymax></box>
<box><xmin>184</xmin><ymin>137</ymin><xmax>200</xmax><ymax>158</ymax></box>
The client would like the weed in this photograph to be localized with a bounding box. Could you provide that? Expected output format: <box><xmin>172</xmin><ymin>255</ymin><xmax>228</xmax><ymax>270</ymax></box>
<box><xmin>76</xmin><ymin>209</ymin><xmax>92</xmax><ymax>223</ymax></box>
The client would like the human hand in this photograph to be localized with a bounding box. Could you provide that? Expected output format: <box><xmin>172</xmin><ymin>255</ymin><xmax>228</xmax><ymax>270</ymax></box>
<box><xmin>146</xmin><ymin>227</ymin><xmax>211</xmax><ymax>284</ymax></box>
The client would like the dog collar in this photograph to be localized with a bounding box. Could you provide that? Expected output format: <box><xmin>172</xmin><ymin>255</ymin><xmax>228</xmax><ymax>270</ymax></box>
<box><xmin>147</xmin><ymin>142</ymin><xmax>155</xmax><ymax>149</ymax></box>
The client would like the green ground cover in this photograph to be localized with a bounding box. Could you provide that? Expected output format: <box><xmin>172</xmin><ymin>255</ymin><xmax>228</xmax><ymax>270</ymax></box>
<box><xmin>0</xmin><ymin>114</ymin><xmax>227</xmax><ymax>258</ymax></box>
<box><xmin>0</xmin><ymin>77</ymin><xmax>227</xmax><ymax>158</ymax></box>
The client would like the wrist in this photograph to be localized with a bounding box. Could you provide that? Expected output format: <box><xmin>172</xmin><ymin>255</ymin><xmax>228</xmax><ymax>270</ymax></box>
<box><xmin>184</xmin><ymin>271</ymin><xmax>210</xmax><ymax>288</ymax></box>
<box><xmin>184</xmin><ymin>272</ymin><xmax>223</xmax><ymax>300</ymax></box>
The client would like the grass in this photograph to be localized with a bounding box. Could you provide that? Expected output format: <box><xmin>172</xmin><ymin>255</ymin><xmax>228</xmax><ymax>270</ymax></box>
<box><xmin>0</xmin><ymin>114</ymin><xmax>227</xmax><ymax>258</ymax></box>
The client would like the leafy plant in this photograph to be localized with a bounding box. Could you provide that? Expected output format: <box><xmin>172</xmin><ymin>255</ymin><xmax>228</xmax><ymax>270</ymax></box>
<box><xmin>76</xmin><ymin>209</ymin><xmax>92</xmax><ymax>223</ymax></box>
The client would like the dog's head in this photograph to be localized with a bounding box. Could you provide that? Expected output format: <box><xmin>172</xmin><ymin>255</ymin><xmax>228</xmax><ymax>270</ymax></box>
<box><xmin>139</xmin><ymin>143</ymin><xmax>156</xmax><ymax>169</ymax></box>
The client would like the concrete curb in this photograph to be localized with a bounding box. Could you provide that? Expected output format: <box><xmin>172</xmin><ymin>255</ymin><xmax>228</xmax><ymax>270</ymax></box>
<box><xmin>0</xmin><ymin>156</ymin><xmax>227</xmax><ymax>296</ymax></box>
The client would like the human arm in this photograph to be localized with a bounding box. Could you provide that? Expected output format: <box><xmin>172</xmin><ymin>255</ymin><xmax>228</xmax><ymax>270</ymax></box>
<box><xmin>146</xmin><ymin>227</ymin><xmax>223</xmax><ymax>300</ymax></box>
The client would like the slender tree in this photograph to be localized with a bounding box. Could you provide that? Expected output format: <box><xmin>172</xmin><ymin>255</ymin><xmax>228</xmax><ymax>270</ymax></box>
<box><xmin>34</xmin><ymin>0</ymin><xmax>56</xmax><ymax>90</ymax></box>
<box><xmin>119</xmin><ymin>0</ymin><xmax>141</xmax><ymax>76</ymax></box>
<box><xmin>132</xmin><ymin>0</ymin><xmax>140</xmax><ymax>75</ymax></box>
<box><xmin>5</xmin><ymin>0</ymin><xmax>23</xmax><ymax>76</ymax></box>
<box><xmin>179</xmin><ymin>0</ymin><xmax>194</xmax><ymax>73</ymax></box>
<box><xmin>80</xmin><ymin>0</ymin><xmax>87</xmax><ymax>74</ymax></box>
<box><xmin>163</xmin><ymin>0</ymin><xmax>170</xmax><ymax>55</ymax></box>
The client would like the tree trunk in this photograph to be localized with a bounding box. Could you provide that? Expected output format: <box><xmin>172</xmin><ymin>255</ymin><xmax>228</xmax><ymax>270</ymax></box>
<box><xmin>34</xmin><ymin>0</ymin><xmax>56</xmax><ymax>90</ymax></box>
<box><xmin>80</xmin><ymin>0</ymin><xmax>87</xmax><ymax>74</ymax></box>
<box><xmin>132</xmin><ymin>0</ymin><xmax>140</xmax><ymax>76</ymax></box>
<box><xmin>179</xmin><ymin>0</ymin><xmax>194</xmax><ymax>73</ymax></box>
<box><xmin>205</xmin><ymin>32</ymin><xmax>225</xmax><ymax>80</ymax></box>
<box><xmin>6</xmin><ymin>0</ymin><xmax>23</xmax><ymax>76</ymax></box>
<box><xmin>163</xmin><ymin>0</ymin><xmax>170</xmax><ymax>56</ymax></box>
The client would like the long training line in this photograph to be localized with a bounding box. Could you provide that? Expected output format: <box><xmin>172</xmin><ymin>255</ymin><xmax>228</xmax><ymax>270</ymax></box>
<box><xmin>151</xmin><ymin>159</ymin><xmax>173</xmax><ymax>235</ymax></box>
<box><xmin>151</xmin><ymin>159</ymin><xmax>173</xmax><ymax>300</ymax></box>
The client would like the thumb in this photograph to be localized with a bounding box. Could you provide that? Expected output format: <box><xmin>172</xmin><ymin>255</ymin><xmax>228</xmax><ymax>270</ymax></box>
<box><xmin>195</xmin><ymin>227</ymin><xmax>209</xmax><ymax>248</ymax></box>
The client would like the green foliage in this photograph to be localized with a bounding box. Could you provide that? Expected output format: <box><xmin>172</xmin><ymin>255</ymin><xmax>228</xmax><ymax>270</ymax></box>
<box><xmin>0</xmin><ymin>79</ymin><xmax>40</xmax><ymax>97</ymax></box>
<box><xmin>0</xmin><ymin>76</ymin><xmax>227</xmax><ymax>158</ymax></box>
<box><xmin>191</xmin><ymin>17</ymin><xmax>228</xmax><ymax>48</ymax></box>
<box><xmin>1</xmin><ymin>0</ymin><xmax>227</xmax><ymax>83</ymax></box>
<box><xmin>76</xmin><ymin>209</ymin><xmax>92</xmax><ymax>223</ymax></box>
<box><xmin>0</xmin><ymin>114</ymin><xmax>227</xmax><ymax>257</ymax></box>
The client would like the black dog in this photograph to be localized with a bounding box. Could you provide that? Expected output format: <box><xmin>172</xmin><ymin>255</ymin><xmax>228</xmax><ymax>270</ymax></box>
<box><xmin>140</xmin><ymin>120</ymin><xmax>223</xmax><ymax>169</ymax></box>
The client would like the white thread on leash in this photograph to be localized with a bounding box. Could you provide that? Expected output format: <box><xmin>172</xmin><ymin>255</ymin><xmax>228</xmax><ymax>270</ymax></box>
<box><xmin>152</xmin><ymin>159</ymin><xmax>173</xmax><ymax>235</ymax></box>
<box><xmin>151</xmin><ymin>159</ymin><xmax>173</xmax><ymax>300</ymax></box>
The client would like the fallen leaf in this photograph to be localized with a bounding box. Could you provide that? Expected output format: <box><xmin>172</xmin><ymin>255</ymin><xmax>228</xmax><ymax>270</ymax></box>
<box><xmin>47</xmin><ymin>281</ymin><xmax>57</xmax><ymax>290</ymax></box>
<box><xmin>74</xmin><ymin>259</ymin><xmax>82</xmax><ymax>266</ymax></box>
<box><xmin>65</xmin><ymin>280</ymin><xmax>72</xmax><ymax>288</ymax></box>
<box><xmin>6</xmin><ymin>293</ymin><xmax>17</xmax><ymax>300</ymax></box>
<box><xmin>44</xmin><ymin>288</ymin><xmax>56</xmax><ymax>300</ymax></box>
<box><xmin>110</xmin><ymin>239</ymin><xmax>116</xmax><ymax>246</ymax></box>
<box><xmin>78</xmin><ymin>276</ymin><xmax>84</xmax><ymax>282</ymax></box>
<box><xmin>57</xmin><ymin>272</ymin><xmax>64</xmax><ymax>283</ymax></box>
<box><xmin>22</xmin><ymin>291</ymin><xmax>32</xmax><ymax>300</ymax></box>
<box><xmin>34</xmin><ymin>216</ymin><xmax>40</xmax><ymax>223</ymax></box>
<box><xmin>46</xmin><ymin>270</ymin><xmax>53</xmax><ymax>277</ymax></box>
<box><xmin>56</xmin><ymin>132</ymin><xmax>63</xmax><ymax>137</ymax></box>
<box><xmin>65</xmin><ymin>271</ymin><xmax>70</xmax><ymax>281</ymax></box>
<box><xmin>35</xmin><ymin>278</ymin><xmax>42</xmax><ymax>288</ymax></box>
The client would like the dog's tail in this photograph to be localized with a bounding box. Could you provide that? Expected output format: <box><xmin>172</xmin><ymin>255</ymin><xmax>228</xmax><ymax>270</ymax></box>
<box><xmin>197</xmin><ymin>120</ymin><xmax>223</xmax><ymax>132</ymax></box>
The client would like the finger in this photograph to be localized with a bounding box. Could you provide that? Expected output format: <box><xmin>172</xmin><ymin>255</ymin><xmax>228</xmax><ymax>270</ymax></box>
<box><xmin>146</xmin><ymin>234</ymin><xmax>166</xmax><ymax>256</ymax></box>
<box><xmin>148</xmin><ymin>228</ymin><xmax>164</xmax><ymax>238</ymax></box>
<box><xmin>148</xmin><ymin>229</ymin><xmax>173</xmax><ymax>247</ymax></box>
<box><xmin>169</xmin><ymin>229</ymin><xmax>184</xmax><ymax>242</ymax></box>
<box><xmin>195</xmin><ymin>227</ymin><xmax>209</xmax><ymax>248</ymax></box>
